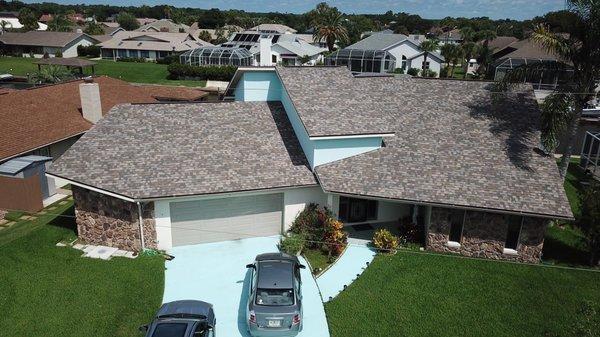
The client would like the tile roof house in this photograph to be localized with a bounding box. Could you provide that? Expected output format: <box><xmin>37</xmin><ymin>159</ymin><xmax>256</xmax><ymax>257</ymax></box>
<box><xmin>0</xmin><ymin>31</ymin><xmax>97</xmax><ymax>57</ymax></box>
<box><xmin>0</xmin><ymin>76</ymin><xmax>207</xmax><ymax>163</ymax></box>
<box><xmin>326</xmin><ymin>32</ymin><xmax>444</xmax><ymax>75</ymax></box>
<box><xmin>48</xmin><ymin>66</ymin><xmax>571</xmax><ymax>264</ymax></box>
<box><xmin>99</xmin><ymin>31</ymin><xmax>212</xmax><ymax>61</ymax></box>
<box><xmin>136</xmin><ymin>19</ymin><xmax>190</xmax><ymax>33</ymax></box>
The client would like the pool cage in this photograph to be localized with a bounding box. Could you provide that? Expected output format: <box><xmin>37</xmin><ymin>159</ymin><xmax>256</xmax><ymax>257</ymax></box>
<box><xmin>325</xmin><ymin>49</ymin><xmax>395</xmax><ymax>73</ymax></box>
<box><xmin>493</xmin><ymin>58</ymin><xmax>573</xmax><ymax>90</ymax></box>
<box><xmin>581</xmin><ymin>131</ymin><xmax>600</xmax><ymax>180</ymax></box>
<box><xmin>180</xmin><ymin>47</ymin><xmax>254</xmax><ymax>66</ymax></box>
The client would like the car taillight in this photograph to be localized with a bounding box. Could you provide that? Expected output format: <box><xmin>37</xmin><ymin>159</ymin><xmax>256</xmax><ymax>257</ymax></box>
<box><xmin>292</xmin><ymin>314</ymin><xmax>301</xmax><ymax>325</ymax></box>
<box><xmin>249</xmin><ymin>311</ymin><xmax>256</xmax><ymax>324</ymax></box>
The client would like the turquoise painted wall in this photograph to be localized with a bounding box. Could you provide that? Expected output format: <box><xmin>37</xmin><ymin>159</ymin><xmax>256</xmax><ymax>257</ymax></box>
<box><xmin>313</xmin><ymin>137</ymin><xmax>382</xmax><ymax>167</ymax></box>
<box><xmin>233</xmin><ymin>70</ymin><xmax>383</xmax><ymax>170</ymax></box>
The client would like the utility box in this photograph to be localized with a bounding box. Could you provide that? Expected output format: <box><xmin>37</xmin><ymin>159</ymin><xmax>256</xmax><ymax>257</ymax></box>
<box><xmin>0</xmin><ymin>155</ymin><xmax>55</xmax><ymax>212</ymax></box>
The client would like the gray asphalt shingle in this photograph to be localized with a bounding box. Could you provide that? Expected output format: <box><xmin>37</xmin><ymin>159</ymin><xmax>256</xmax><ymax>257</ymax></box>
<box><xmin>48</xmin><ymin>101</ymin><xmax>317</xmax><ymax>199</ymax></box>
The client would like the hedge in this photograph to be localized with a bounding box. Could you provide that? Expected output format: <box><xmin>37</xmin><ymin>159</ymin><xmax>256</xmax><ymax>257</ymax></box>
<box><xmin>167</xmin><ymin>63</ymin><xmax>237</xmax><ymax>81</ymax></box>
<box><xmin>77</xmin><ymin>45</ymin><xmax>101</xmax><ymax>58</ymax></box>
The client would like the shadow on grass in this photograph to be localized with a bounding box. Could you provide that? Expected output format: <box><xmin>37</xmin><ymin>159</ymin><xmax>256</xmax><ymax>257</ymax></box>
<box><xmin>46</xmin><ymin>205</ymin><xmax>77</xmax><ymax>234</ymax></box>
<box><xmin>542</xmin><ymin>226</ymin><xmax>590</xmax><ymax>267</ymax></box>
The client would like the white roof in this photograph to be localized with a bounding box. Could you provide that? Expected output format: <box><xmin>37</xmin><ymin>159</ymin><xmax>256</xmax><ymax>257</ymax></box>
<box><xmin>0</xmin><ymin>18</ymin><xmax>47</xmax><ymax>31</ymax></box>
<box><xmin>274</xmin><ymin>35</ymin><xmax>326</xmax><ymax>57</ymax></box>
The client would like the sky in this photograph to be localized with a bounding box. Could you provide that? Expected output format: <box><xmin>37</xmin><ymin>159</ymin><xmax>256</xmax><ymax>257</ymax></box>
<box><xmin>23</xmin><ymin>0</ymin><xmax>566</xmax><ymax>20</ymax></box>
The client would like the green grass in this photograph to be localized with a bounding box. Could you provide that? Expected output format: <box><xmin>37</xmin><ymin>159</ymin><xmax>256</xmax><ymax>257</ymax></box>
<box><xmin>543</xmin><ymin>224</ymin><xmax>589</xmax><ymax>266</ymax></box>
<box><xmin>0</xmin><ymin>200</ymin><xmax>165</xmax><ymax>337</ymax></box>
<box><xmin>303</xmin><ymin>248</ymin><xmax>332</xmax><ymax>274</ymax></box>
<box><xmin>0</xmin><ymin>56</ymin><xmax>205</xmax><ymax>87</ymax></box>
<box><xmin>325</xmin><ymin>251</ymin><xmax>600</xmax><ymax>337</ymax></box>
<box><xmin>563</xmin><ymin>158</ymin><xmax>592</xmax><ymax>218</ymax></box>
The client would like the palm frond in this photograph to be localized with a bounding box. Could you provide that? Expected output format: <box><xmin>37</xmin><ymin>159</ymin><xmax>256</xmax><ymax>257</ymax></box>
<box><xmin>539</xmin><ymin>91</ymin><xmax>575</xmax><ymax>152</ymax></box>
<box><xmin>531</xmin><ymin>24</ymin><xmax>573</xmax><ymax>61</ymax></box>
<box><xmin>494</xmin><ymin>60</ymin><xmax>571</xmax><ymax>92</ymax></box>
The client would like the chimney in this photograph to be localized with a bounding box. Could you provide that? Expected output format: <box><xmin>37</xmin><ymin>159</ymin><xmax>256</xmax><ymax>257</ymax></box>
<box><xmin>259</xmin><ymin>37</ymin><xmax>272</xmax><ymax>66</ymax></box>
<box><xmin>79</xmin><ymin>78</ymin><xmax>102</xmax><ymax>124</ymax></box>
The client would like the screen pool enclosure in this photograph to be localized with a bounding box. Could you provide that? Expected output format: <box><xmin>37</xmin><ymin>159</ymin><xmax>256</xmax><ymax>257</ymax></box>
<box><xmin>180</xmin><ymin>47</ymin><xmax>254</xmax><ymax>66</ymax></box>
<box><xmin>325</xmin><ymin>49</ymin><xmax>395</xmax><ymax>73</ymax></box>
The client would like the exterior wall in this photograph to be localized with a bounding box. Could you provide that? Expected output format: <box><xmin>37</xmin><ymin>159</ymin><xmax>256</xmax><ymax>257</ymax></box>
<box><xmin>234</xmin><ymin>71</ymin><xmax>281</xmax><ymax>102</ymax></box>
<box><xmin>426</xmin><ymin>207</ymin><xmax>548</xmax><ymax>263</ymax></box>
<box><xmin>407</xmin><ymin>54</ymin><xmax>442</xmax><ymax>76</ymax></box>
<box><xmin>387</xmin><ymin>41</ymin><xmax>421</xmax><ymax>70</ymax></box>
<box><xmin>72</xmin><ymin>186</ymin><xmax>157</xmax><ymax>251</ymax></box>
<box><xmin>313</xmin><ymin>137</ymin><xmax>382</xmax><ymax>167</ymax></box>
<box><xmin>153</xmin><ymin>186</ymin><xmax>326</xmax><ymax>250</ymax></box>
<box><xmin>62</xmin><ymin>36</ymin><xmax>96</xmax><ymax>58</ymax></box>
<box><xmin>0</xmin><ymin>175</ymin><xmax>43</xmax><ymax>212</ymax></box>
<box><xmin>328</xmin><ymin>194</ymin><xmax>410</xmax><ymax>224</ymax></box>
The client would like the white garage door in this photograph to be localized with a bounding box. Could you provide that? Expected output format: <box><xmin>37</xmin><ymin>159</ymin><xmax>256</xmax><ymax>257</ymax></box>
<box><xmin>170</xmin><ymin>193</ymin><xmax>283</xmax><ymax>246</ymax></box>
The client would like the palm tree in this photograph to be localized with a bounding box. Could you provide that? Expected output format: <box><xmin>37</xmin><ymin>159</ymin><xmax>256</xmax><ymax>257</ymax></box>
<box><xmin>419</xmin><ymin>39</ymin><xmax>439</xmax><ymax>77</ymax></box>
<box><xmin>497</xmin><ymin>0</ymin><xmax>600</xmax><ymax>179</ymax></box>
<box><xmin>440</xmin><ymin>44</ymin><xmax>454</xmax><ymax>76</ymax></box>
<box><xmin>30</xmin><ymin>65</ymin><xmax>74</xmax><ymax>84</ymax></box>
<box><xmin>311</xmin><ymin>3</ymin><xmax>348</xmax><ymax>51</ymax></box>
<box><xmin>459</xmin><ymin>26</ymin><xmax>475</xmax><ymax>44</ymax></box>
<box><xmin>441</xmin><ymin>44</ymin><xmax>463</xmax><ymax>77</ymax></box>
<box><xmin>476</xmin><ymin>29</ymin><xmax>497</xmax><ymax>48</ymax></box>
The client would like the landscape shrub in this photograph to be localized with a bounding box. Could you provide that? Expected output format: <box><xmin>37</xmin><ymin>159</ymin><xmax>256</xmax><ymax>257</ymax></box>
<box><xmin>167</xmin><ymin>63</ymin><xmax>237</xmax><ymax>81</ymax></box>
<box><xmin>372</xmin><ymin>229</ymin><xmax>399</xmax><ymax>254</ymax></box>
<box><xmin>55</xmin><ymin>50</ymin><xmax>63</xmax><ymax>58</ymax></box>
<box><xmin>156</xmin><ymin>54</ymin><xmax>180</xmax><ymax>65</ymax></box>
<box><xmin>407</xmin><ymin>67</ymin><xmax>420</xmax><ymax>76</ymax></box>
<box><xmin>289</xmin><ymin>203</ymin><xmax>347</xmax><ymax>258</ymax></box>
<box><xmin>421</xmin><ymin>69</ymin><xmax>438</xmax><ymax>77</ymax></box>
<box><xmin>117</xmin><ymin>57</ymin><xmax>147</xmax><ymax>63</ymax></box>
<box><xmin>392</xmin><ymin>67</ymin><xmax>405</xmax><ymax>74</ymax></box>
<box><xmin>279</xmin><ymin>233</ymin><xmax>305</xmax><ymax>255</ymax></box>
<box><xmin>398</xmin><ymin>216</ymin><xmax>421</xmax><ymax>245</ymax></box>
<box><xmin>77</xmin><ymin>44</ymin><xmax>101</xmax><ymax>58</ymax></box>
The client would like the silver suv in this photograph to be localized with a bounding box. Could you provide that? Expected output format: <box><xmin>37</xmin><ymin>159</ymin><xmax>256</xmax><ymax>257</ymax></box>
<box><xmin>245</xmin><ymin>253</ymin><xmax>305</xmax><ymax>337</ymax></box>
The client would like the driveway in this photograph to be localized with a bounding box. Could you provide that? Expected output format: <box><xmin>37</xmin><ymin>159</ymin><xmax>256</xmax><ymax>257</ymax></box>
<box><xmin>163</xmin><ymin>236</ymin><xmax>330</xmax><ymax>337</ymax></box>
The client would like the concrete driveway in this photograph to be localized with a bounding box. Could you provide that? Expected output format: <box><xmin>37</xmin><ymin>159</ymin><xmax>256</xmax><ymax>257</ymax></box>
<box><xmin>163</xmin><ymin>236</ymin><xmax>330</xmax><ymax>337</ymax></box>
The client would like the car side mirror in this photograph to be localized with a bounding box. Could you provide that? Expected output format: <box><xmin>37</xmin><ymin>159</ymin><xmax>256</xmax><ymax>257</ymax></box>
<box><xmin>298</xmin><ymin>264</ymin><xmax>306</xmax><ymax>269</ymax></box>
<box><xmin>139</xmin><ymin>324</ymin><xmax>148</xmax><ymax>333</ymax></box>
<box><xmin>246</xmin><ymin>263</ymin><xmax>255</xmax><ymax>269</ymax></box>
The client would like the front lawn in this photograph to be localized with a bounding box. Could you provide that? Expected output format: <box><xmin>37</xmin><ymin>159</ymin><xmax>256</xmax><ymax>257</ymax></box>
<box><xmin>325</xmin><ymin>251</ymin><xmax>600</xmax><ymax>337</ymax></box>
<box><xmin>0</xmin><ymin>200</ymin><xmax>165</xmax><ymax>337</ymax></box>
<box><xmin>303</xmin><ymin>248</ymin><xmax>332</xmax><ymax>273</ymax></box>
<box><xmin>0</xmin><ymin>56</ymin><xmax>205</xmax><ymax>87</ymax></box>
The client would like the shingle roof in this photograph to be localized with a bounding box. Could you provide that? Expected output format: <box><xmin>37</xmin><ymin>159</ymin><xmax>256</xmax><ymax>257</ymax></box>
<box><xmin>0</xmin><ymin>77</ymin><xmax>207</xmax><ymax>161</ymax></box>
<box><xmin>47</xmin><ymin>101</ymin><xmax>317</xmax><ymax>199</ymax></box>
<box><xmin>0</xmin><ymin>31</ymin><xmax>97</xmax><ymax>47</ymax></box>
<box><xmin>99</xmin><ymin>31</ymin><xmax>212</xmax><ymax>52</ymax></box>
<box><xmin>136</xmin><ymin>19</ymin><xmax>189</xmax><ymax>33</ymax></box>
<box><xmin>276</xmin><ymin>66</ymin><xmax>399</xmax><ymax>137</ymax></box>
<box><xmin>250</xmin><ymin>23</ymin><xmax>296</xmax><ymax>34</ymax></box>
<box><xmin>313</xmin><ymin>76</ymin><xmax>572</xmax><ymax>219</ymax></box>
<box><xmin>346</xmin><ymin>33</ymin><xmax>408</xmax><ymax>51</ymax></box>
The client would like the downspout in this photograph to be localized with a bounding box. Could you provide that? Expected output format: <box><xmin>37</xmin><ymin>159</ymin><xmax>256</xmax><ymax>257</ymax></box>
<box><xmin>137</xmin><ymin>201</ymin><xmax>146</xmax><ymax>251</ymax></box>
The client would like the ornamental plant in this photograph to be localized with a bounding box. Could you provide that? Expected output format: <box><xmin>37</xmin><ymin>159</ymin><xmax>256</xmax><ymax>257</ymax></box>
<box><xmin>372</xmin><ymin>229</ymin><xmax>399</xmax><ymax>254</ymax></box>
<box><xmin>290</xmin><ymin>203</ymin><xmax>347</xmax><ymax>258</ymax></box>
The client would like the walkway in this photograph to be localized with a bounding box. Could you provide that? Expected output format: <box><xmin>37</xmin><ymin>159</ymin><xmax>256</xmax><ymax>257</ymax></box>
<box><xmin>316</xmin><ymin>244</ymin><xmax>376</xmax><ymax>302</ymax></box>
<box><xmin>163</xmin><ymin>236</ymin><xmax>330</xmax><ymax>337</ymax></box>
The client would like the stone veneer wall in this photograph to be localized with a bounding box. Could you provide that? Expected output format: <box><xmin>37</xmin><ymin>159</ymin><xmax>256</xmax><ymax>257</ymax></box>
<box><xmin>72</xmin><ymin>186</ymin><xmax>157</xmax><ymax>251</ymax></box>
<box><xmin>426</xmin><ymin>207</ymin><xmax>548</xmax><ymax>263</ymax></box>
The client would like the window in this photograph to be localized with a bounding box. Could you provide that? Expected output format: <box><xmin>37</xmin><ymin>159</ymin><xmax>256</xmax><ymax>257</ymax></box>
<box><xmin>117</xmin><ymin>49</ymin><xmax>127</xmax><ymax>58</ymax></box>
<box><xmin>448</xmin><ymin>209</ymin><xmax>465</xmax><ymax>244</ymax></box>
<box><xmin>401</xmin><ymin>55</ymin><xmax>407</xmax><ymax>69</ymax></box>
<box><xmin>422</xmin><ymin>61</ymin><xmax>430</xmax><ymax>70</ymax></box>
<box><xmin>140</xmin><ymin>50</ymin><xmax>150</xmax><ymax>58</ymax></box>
<box><xmin>151</xmin><ymin>323</ymin><xmax>188</xmax><ymax>337</ymax></box>
<box><xmin>505</xmin><ymin>216</ymin><xmax>522</xmax><ymax>250</ymax></box>
<box><xmin>256</xmin><ymin>288</ymin><xmax>294</xmax><ymax>306</ymax></box>
<box><xmin>339</xmin><ymin>197</ymin><xmax>378</xmax><ymax>223</ymax></box>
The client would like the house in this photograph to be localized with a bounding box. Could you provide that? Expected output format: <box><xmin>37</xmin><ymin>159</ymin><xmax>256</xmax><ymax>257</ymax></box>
<box><xmin>0</xmin><ymin>76</ymin><xmax>208</xmax><ymax>166</ymax></box>
<box><xmin>199</xmin><ymin>31</ymin><xmax>326</xmax><ymax>66</ymax></box>
<box><xmin>439</xmin><ymin>28</ymin><xmax>463</xmax><ymax>45</ymax></box>
<box><xmin>136</xmin><ymin>18</ymin><xmax>158</xmax><ymax>26</ymax></box>
<box><xmin>0</xmin><ymin>31</ymin><xmax>97</xmax><ymax>57</ymax></box>
<box><xmin>250</xmin><ymin>23</ymin><xmax>296</xmax><ymax>34</ymax></box>
<box><xmin>99</xmin><ymin>31</ymin><xmax>212</xmax><ymax>61</ymax></box>
<box><xmin>491</xmin><ymin>38</ymin><xmax>573</xmax><ymax>89</ymax></box>
<box><xmin>136</xmin><ymin>19</ymin><xmax>189</xmax><ymax>33</ymax></box>
<box><xmin>0</xmin><ymin>11</ymin><xmax>48</xmax><ymax>31</ymax></box>
<box><xmin>188</xmin><ymin>23</ymin><xmax>243</xmax><ymax>41</ymax></box>
<box><xmin>47</xmin><ymin>66</ymin><xmax>572</xmax><ymax>264</ymax></box>
<box><xmin>325</xmin><ymin>32</ymin><xmax>444</xmax><ymax>75</ymax></box>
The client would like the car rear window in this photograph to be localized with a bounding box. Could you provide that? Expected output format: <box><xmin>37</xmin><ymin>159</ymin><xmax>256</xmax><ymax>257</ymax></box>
<box><xmin>152</xmin><ymin>323</ymin><xmax>188</xmax><ymax>337</ymax></box>
<box><xmin>256</xmin><ymin>288</ymin><xmax>294</xmax><ymax>306</ymax></box>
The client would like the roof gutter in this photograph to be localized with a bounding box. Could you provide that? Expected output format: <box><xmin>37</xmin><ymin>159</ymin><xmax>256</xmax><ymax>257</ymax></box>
<box><xmin>45</xmin><ymin>173</ymin><xmax>135</xmax><ymax>202</ymax></box>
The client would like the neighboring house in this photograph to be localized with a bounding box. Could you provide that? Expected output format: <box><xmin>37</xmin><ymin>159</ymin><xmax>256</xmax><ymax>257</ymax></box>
<box><xmin>439</xmin><ymin>28</ymin><xmax>463</xmax><ymax>45</ymax></box>
<box><xmin>188</xmin><ymin>23</ymin><xmax>243</xmax><ymax>41</ymax></box>
<box><xmin>250</xmin><ymin>23</ymin><xmax>297</xmax><ymax>34</ymax></box>
<box><xmin>99</xmin><ymin>31</ymin><xmax>212</xmax><ymax>60</ymax></box>
<box><xmin>325</xmin><ymin>32</ymin><xmax>444</xmax><ymax>75</ymax></box>
<box><xmin>0</xmin><ymin>76</ymin><xmax>207</xmax><ymax>166</ymax></box>
<box><xmin>136</xmin><ymin>18</ymin><xmax>157</xmax><ymax>26</ymax></box>
<box><xmin>360</xmin><ymin>29</ymin><xmax>394</xmax><ymax>38</ymax></box>
<box><xmin>0</xmin><ymin>31</ymin><xmax>97</xmax><ymax>57</ymax></box>
<box><xmin>491</xmin><ymin>38</ymin><xmax>573</xmax><ymax>89</ymax></box>
<box><xmin>48</xmin><ymin>66</ymin><xmax>571</xmax><ymax>265</ymax></box>
<box><xmin>137</xmin><ymin>19</ymin><xmax>189</xmax><ymax>33</ymax></box>
<box><xmin>0</xmin><ymin>11</ymin><xmax>48</xmax><ymax>31</ymax></box>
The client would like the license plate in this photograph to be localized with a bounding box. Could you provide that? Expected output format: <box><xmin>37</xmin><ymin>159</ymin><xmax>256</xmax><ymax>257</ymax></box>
<box><xmin>267</xmin><ymin>320</ymin><xmax>281</xmax><ymax>327</ymax></box>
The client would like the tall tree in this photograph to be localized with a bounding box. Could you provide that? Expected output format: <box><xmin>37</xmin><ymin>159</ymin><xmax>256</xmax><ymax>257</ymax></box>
<box><xmin>18</xmin><ymin>7</ymin><xmax>39</xmax><ymax>31</ymax></box>
<box><xmin>419</xmin><ymin>39</ymin><xmax>439</xmax><ymax>76</ymax></box>
<box><xmin>497</xmin><ymin>0</ymin><xmax>600</xmax><ymax>179</ymax></box>
<box><xmin>116</xmin><ymin>11</ymin><xmax>139</xmax><ymax>30</ymax></box>
<box><xmin>84</xmin><ymin>21</ymin><xmax>105</xmax><ymax>35</ymax></box>
<box><xmin>47</xmin><ymin>14</ymin><xmax>72</xmax><ymax>32</ymax></box>
<box><xmin>311</xmin><ymin>2</ymin><xmax>348</xmax><ymax>51</ymax></box>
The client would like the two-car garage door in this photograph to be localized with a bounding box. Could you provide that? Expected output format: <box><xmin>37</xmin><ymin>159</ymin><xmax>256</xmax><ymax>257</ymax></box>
<box><xmin>170</xmin><ymin>193</ymin><xmax>283</xmax><ymax>247</ymax></box>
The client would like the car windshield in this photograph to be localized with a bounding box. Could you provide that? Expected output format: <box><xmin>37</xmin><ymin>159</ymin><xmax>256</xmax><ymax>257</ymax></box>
<box><xmin>256</xmin><ymin>288</ymin><xmax>294</xmax><ymax>306</ymax></box>
<box><xmin>152</xmin><ymin>323</ymin><xmax>188</xmax><ymax>337</ymax></box>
